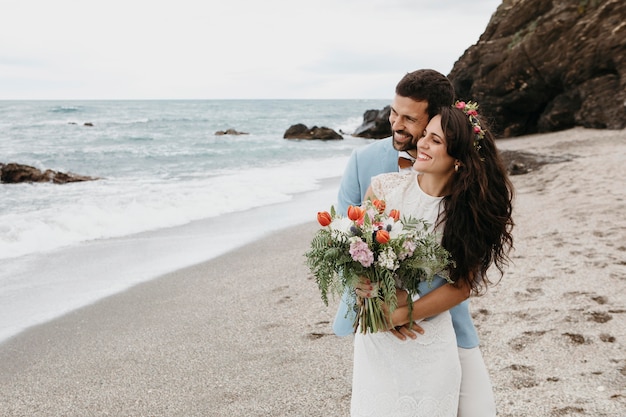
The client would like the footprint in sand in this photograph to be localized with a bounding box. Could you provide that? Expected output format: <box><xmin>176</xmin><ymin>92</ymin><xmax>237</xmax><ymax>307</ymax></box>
<box><xmin>514</xmin><ymin>287</ymin><xmax>544</xmax><ymax>301</ymax></box>
<box><xmin>599</xmin><ymin>333</ymin><xmax>616</xmax><ymax>343</ymax></box>
<box><xmin>505</xmin><ymin>364</ymin><xmax>539</xmax><ymax>389</ymax></box>
<box><xmin>591</xmin><ymin>295</ymin><xmax>608</xmax><ymax>304</ymax></box>
<box><xmin>586</xmin><ymin>311</ymin><xmax>612</xmax><ymax>323</ymax></box>
<box><xmin>305</xmin><ymin>321</ymin><xmax>333</xmax><ymax>340</ymax></box>
<box><xmin>508</xmin><ymin>330</ymin><xmax>547</xmax><ymax>351</ymax></box>
<box><xmin>562</xmin><ymin>332</ymin><xmax>586</xmax><ymax>344</ymax></box>
<box><xmin>552</xmin><ymin>406</ymin><xmax>585</xmax><ymax>416</ymax></box>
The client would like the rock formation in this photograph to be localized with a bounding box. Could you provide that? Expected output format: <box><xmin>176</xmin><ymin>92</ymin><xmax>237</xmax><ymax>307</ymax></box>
<box><xmin>449</xmin><ymin>0</ymin><xmax>626</xmax><ymax>137</ymax></box>
<box><xmin>283</xmin><ymin>124</ymin><xmax>343</xmax><ymax>140</ymax></box>
<box><xmin>215</xmin><ymin>129</ymin><xmax>249</xmax><ymax>136</ymax></box>
<box><xmin>500</xmin><ymin>150</ymin><xmax>573</xmax><ymax>175</ymax></box>
<box><xmin>352</xmin><ymin>106</ymin><xmax>392</xmax><ymax>139</ymax></box>
<box><xmin>0</xmin><ymin>163</ymin><xmax>100</xmax><ymax>184</ymax></box>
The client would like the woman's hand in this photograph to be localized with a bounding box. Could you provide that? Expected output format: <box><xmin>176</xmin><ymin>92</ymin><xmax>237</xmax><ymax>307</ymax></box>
<box><xmin>389</xmin><ymin>289</ymin><xmax>424</xmax><ymax>340</ymax></box>
<box><xmin>393</xmin><ymin>281</ymin><xmax>472</xmax><ymax>340</ymax></box>
<box><xmin>354</xmin><ymin>277</ymin><xmax>376</xmax><ymax>299</ymax></box>
<box><xmin>355</xmin><ymin>279</ymin><xmax>424</xmax><ymax>340</ymax></box>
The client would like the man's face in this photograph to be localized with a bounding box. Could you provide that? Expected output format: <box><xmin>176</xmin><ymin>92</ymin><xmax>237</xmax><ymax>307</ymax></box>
<box><xmin>388</xmin><ymin>95</ymin><xmax>429</xmax><ymax>153</ymax></box>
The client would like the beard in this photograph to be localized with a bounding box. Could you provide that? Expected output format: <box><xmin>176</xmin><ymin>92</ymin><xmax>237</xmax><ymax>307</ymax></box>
<box><xmin>392</xmin><ymin>131</ymin><xmax>417</xmax><ymax>152</ymax></box>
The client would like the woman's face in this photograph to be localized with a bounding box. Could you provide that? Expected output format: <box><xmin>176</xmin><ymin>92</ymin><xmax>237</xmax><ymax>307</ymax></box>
<box><xmin>413</xmin><ymin>115</ymin><xmax>456</xmax><ymax>177</ymax></box>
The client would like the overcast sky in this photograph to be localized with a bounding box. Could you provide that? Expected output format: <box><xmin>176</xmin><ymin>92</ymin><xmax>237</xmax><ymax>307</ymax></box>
<box><xmin>0</xmin><ymin>0</ymin><xmax>501</xmax><ymax>100</ymax></box>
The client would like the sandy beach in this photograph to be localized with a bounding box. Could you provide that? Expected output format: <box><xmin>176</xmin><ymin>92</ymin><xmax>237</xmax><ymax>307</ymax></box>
<box><xmin>1</xmin><ymin>127</ymin><xmax>625</xmax><ymax>417</ymax></box>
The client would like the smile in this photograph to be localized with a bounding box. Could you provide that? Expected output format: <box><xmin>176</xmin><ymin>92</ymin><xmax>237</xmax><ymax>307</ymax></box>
<box><xmin>394</xmin><ymin>131</ymin><xmax>411</xmax><ymax>140</ymax></box>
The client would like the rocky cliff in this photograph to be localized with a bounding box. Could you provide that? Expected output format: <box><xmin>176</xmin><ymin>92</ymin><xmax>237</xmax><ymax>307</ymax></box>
<box><xmin>449</xmin><ymin>0</ymin><xmax>626</xmax><ymax>137</ymax></box>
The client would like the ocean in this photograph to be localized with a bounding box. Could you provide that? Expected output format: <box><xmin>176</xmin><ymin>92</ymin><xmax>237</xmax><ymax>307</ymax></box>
<box><xmin>0</xmin><ymin>99</ymin><xmax>390</xmax><ymax>342</ymax></box>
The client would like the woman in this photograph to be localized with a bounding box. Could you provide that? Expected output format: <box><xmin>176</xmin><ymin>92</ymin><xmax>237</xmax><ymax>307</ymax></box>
<box><xmin>350</xmin><ymin>102</ymin><xmax>514</xmax><ymax>416</ymax></box>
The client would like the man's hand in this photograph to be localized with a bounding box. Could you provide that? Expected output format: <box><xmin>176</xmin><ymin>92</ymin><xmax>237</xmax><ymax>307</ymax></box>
<box><xmin>390</xmin><ymin>322</ymin><xmax>424</xmax><ymax>340</ymax></box>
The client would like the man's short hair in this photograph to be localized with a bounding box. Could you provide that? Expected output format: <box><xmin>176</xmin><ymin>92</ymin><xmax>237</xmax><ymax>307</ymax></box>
<box><xmin>396</xmin><ymin>69</ymin><xmax>455</xmax><ymax>119</ymax></box>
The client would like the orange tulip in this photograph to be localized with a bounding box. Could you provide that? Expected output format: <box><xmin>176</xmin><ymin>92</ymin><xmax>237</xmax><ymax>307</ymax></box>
<box><xmin>372</xmin><ymin>199</ymin><xmax>386</xmax><ymax>214</ymax></box>
<box><xmin>347</xmin><ymin>205</ymin><xmax>364</xmax><ymax>221</ymax></box>
<box><xmin>389</xmin><ymin>209</ymin><xmax>400</xmax><ymax>221</ymax></box>
<box><xmin>317</xmin><ymin>211</ymin><xmax>332</xmax><ymax>226</ymax></box>
<box><xmin>375</xmin><ymin>229</ymin><xmax>390</xmax><ymax>244</ymax></box>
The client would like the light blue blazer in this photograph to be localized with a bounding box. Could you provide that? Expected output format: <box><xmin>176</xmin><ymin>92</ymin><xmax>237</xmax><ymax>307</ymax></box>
<box><xmin>332</xmin><ymin>137</ymin><xmax>479</xmax><ymax>349</ymax></box>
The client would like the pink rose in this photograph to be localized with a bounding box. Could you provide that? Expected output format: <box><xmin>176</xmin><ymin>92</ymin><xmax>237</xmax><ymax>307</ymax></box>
<box><xmin>455</xmin><ymin>101</ymin><xmax>466</xmax><ymax>109</ymax></box>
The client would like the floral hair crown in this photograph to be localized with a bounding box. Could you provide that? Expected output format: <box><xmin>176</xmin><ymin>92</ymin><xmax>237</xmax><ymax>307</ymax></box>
<box><xmin>454</xmin><ymin>100</ymin><xmax>485</xmax><ymax>153</ymax></box>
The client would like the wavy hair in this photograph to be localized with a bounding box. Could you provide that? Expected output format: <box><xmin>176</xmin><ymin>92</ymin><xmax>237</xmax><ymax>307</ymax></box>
<box><xmin>437</xmin><ymin>106</ymin><xmax>514</xmax><ymax>294</ymax></box>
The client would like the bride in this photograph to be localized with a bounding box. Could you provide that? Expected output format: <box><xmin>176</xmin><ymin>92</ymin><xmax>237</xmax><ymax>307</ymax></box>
<box><xmin>350</xmin><ymin>102</ymin><xmax>514</xmax><ymax>416</ymax></box>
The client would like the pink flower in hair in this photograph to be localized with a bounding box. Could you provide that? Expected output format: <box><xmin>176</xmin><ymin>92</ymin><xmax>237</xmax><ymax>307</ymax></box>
<box><xmin>454</xmin><ymin>99</ymin><xmax>485</xmax><ymax>153</ymax></box>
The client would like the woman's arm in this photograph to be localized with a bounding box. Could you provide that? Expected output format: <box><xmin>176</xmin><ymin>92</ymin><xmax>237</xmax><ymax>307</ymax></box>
<box><xmin>355</xmin><ymin>278</ymin><xmax>470</xmax><ymax>340</ymax></box>
<box><xmin>397</xmin><ymin>278</ymin><xmax>468</xmax><ymax>314</ymax></box>
<box><xmin>393</xmin><ymin>280</ymin><xmax>470</xmax><ymax>340</ymax></box>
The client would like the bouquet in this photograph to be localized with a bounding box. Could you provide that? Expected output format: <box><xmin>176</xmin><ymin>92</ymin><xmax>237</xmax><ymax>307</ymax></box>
<box><xmin>305</xmin><ymin>199</ymin><xmax>452</xmax><ymax>334</ymax></box>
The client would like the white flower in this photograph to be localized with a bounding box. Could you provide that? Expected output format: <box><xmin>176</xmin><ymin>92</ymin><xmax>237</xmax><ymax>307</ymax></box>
<box><xmin>329</xmin><ymin>217</ymin><xmax>353</xmax><ymax>233</ymax></box>
<box><xmin>387</xmin><ymin>219</ymin><xmax>405</xmax><ymax>239</ymax></box>
<box><xmin>378</xmin><ymin>246</ymin><xmax>399</xmax><ymax>271</ymax></box>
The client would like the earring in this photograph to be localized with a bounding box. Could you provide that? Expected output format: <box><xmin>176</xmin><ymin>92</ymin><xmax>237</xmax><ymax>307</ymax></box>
<box><xmin>454</xmin><ymin>164</ymin><xmax>459</xmax><ymax>172</ymax></box>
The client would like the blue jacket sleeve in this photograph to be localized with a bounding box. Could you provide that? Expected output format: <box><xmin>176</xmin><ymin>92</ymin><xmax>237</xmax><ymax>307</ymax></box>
<box><xmin>332</xmin><ymin>287</ymin><xmax>356</xmax><ymax>336</ymax></box>
<box><xmin>332</xmin><ymin>138</ymin><xmax>398</xmax><ymax>337</ymax></box>
<box><xmin>337</xmin><ymin>150</ymin><xmax>362</xmax><ymax>216</ymax></box>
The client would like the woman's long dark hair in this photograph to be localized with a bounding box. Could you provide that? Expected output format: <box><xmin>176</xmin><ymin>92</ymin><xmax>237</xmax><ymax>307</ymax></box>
<box><xmin>438</xmin><ymin>106</ymin><xmax>514</xmax><ymax>294</ymax></box>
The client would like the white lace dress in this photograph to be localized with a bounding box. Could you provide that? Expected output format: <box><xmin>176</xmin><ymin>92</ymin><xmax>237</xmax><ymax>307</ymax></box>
<box><xmin>350</xmin><ymin>171</ymin><xmax>461</xmax><ymax>417</ymax></box>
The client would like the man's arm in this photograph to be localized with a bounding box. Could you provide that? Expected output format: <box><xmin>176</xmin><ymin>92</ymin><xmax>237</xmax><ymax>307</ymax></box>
<box><xmin>332</xmin><ymin>150</ymin><xmax>365</xmax><ymax>336</ymax></box>
<box><xmin>332</xmin><ymin>140</ymin><xmax>398</xmax><ymax>336</ymax></box>
<box><xmin>337</xmin><ymin>150</ymin><xmax>363</xmax><ymax>215</ymax></box>
<box><xmin>332</xmin><ymin>288</ymin><xmax>357</xmax><ymax>336</ymax></box>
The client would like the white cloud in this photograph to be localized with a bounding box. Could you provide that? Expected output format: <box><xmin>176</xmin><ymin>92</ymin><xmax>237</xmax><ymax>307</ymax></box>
<box><xmin>0</xmin><ymin>0</ymin><xmax>502</xmax><ymax>99</ymax></box>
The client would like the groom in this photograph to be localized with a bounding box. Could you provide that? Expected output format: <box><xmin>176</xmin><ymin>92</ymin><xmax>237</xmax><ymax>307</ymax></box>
<box><xmin>333</xmin><ymin>69</ymin><xmax>496</xmax><ymax>417</ymax></box>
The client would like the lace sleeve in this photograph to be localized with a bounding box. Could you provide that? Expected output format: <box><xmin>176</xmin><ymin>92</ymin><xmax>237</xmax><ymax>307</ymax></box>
<box><xmin>371</xmin><ymin>172</ymin><xmax>412</xmax><ymax>200</ymax></box>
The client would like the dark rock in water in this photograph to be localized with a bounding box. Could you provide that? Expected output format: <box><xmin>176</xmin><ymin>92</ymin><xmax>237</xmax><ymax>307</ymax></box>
<box><xmin>215</xmin><ymin>128</ymin><xmax>249</xmax><ymax>136</ymax></box>
<box><xmin>449</xmin><ymin>0</ymin><xmax>626</xmax><ymax>137</ymax></box>
<box><xmin>284</xmin><ymin>123</ymin><xmax>310</xmax><ymax>138</ymax></box>
<box><xmin>67</xmin><ymin>122</ymin><xmax>93</xmax><ymax>126</ymax></box>
<box><xmin>283</xmin><ymin>124</ymin><xmax>342</xmax><ymax>140</ymax></box>
<box><xmin>0</xmin><ymin>162</ymin><xmax>100</xmax><ymax>184</ymax></box>
<box><xmin>352</xmin><ymin>106</ymin><xmax>392</xmax><ymax>139</ymax></box>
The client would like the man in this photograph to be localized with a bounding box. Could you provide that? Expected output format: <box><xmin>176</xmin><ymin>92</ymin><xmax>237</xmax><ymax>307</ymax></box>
<box><xmin>333</xmin><ymin>69</ymin><xmax>496</xmax><ymax>416</ymax></box>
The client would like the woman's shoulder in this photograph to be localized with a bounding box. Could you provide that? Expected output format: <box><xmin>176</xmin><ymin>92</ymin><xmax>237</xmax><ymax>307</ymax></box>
<box><xmin>372</xmin><ymin>171</ymin><xmax>415</xmax><ymax>197</ymax></box>
<box><xmin>372</xmin><ymin>171</ymin><xmax>414</xmax><ymax>184</ymax></box>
